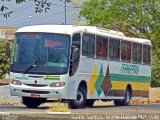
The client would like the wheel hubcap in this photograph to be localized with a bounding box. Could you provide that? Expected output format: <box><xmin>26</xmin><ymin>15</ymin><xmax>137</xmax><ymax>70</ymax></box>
<box><xmin>126</xmin><ymin>90</ymin><xmax>130</xmax><ymax>102</ymax></box>
<box><xmin>74</xmin><ymin>91</ymin><xmax>83</xmax><ymax>105</ymax></box>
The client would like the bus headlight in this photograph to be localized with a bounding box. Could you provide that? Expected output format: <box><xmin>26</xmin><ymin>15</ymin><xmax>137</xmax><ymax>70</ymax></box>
<box><xmin>11</xmin><ymin>80</ymin><xmax>22</xmax><ymax>85</ymax></box>
<box><xmin>50</xmin><ymin>82</ymin><xmax>66</xmax><ymax>87</ymax></box>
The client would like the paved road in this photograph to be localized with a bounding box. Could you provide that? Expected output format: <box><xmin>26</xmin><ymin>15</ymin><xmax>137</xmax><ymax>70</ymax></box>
<box><xmin>0</xmin><ymin>102</ymin><xmax>159</xmax><ymax>120</ymax></box>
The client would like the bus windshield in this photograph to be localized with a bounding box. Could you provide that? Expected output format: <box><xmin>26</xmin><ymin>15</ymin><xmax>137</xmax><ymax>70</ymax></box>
<box><xmin>11</xmin><ymin>32</ymin><xmax>71</xmax><ymax>75</ymax></box>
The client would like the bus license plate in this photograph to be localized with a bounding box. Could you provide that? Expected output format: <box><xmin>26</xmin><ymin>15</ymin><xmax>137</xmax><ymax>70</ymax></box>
<box><xmin>31</xmin><ymin>93</ymin><xmax>40</xmax><ymax>98</ymax></box>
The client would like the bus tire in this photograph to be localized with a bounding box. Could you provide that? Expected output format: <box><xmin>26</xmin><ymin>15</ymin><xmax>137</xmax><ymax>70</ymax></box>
<box><xmin>114</xmin><ymin>100</ymin><xmax>123</xmax><ymax>106</ymax></box>
<box><xmin>69</xmin><ymin>87</ymin><xmax>86</xmax><ymax>109</ymax></box>
<box><xmin>85</xmin><ymin>99</ymin><xmax>95</xmax><ymax>107</ymax></box>
<box><xmin>123</xmin><ymin>87</ymin><xmax>132</xmax><ymax>106</ymax></box>
<box><xmin>22</xmin><ymin>97</ymin><xmax>43</xmax><ymax>108</ymax></box>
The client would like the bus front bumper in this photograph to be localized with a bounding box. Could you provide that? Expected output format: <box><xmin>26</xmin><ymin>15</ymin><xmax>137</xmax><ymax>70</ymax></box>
<box><xmin>9</xmin><ymin>84</ymin><xmax>66</xmax><ymax>99</ymax></box>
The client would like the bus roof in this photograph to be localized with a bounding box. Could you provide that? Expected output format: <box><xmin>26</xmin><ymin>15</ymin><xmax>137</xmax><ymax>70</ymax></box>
<box><xmin>16</xmin><ymin>25</ymin><xmax>151</xmax><ymax>46</ymax></box>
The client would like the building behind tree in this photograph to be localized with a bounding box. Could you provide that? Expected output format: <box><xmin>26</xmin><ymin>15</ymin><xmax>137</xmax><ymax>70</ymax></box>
<box><xmin>0</xmin><ymin>26</ymin><xmax>16</xmax><ymax>40</ymax></box>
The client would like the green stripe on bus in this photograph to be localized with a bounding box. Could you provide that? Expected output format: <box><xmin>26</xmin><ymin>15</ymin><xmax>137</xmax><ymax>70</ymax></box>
<box><xmin>110</xmin><ymin>73</ymin><xmax>151</xmax><ymax>83</ymax></box>
<box><xmin>44</xmin><ymin>76</ymin><xmax>60</xmax><ymax>80</ymax></box>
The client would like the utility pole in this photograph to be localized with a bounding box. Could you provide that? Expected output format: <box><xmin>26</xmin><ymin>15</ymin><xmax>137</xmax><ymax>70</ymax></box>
<box><xmin>64</xmin><ymin>0</ymin><xmax>70</xmax><ymax>25</ymax></box>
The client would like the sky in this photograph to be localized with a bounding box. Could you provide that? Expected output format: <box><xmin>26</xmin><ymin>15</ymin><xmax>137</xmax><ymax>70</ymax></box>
<box><xmin>0</xmin><ymin>0</ymin><xmax>80</xmax><ymax>28</ymax></box>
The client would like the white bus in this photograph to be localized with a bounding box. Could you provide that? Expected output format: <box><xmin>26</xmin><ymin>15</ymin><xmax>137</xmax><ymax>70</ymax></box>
<box><xmin>10</xmin><ymin>25</ymin><xmax>151</xmax><ymax>108</ymax></box>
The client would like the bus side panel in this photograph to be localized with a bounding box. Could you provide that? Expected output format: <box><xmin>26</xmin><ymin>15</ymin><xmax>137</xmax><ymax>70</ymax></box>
<box><xmin>75</xmin><ymin>57</ymin><xmax>151</xmax><ymax>99</ymax></box>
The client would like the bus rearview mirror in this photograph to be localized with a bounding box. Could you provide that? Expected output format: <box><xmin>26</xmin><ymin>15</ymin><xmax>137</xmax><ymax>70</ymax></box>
<box><xmin>71</xmin><ymin>46</ymin><xmax>79</xmax><ymax>62</ymax></box>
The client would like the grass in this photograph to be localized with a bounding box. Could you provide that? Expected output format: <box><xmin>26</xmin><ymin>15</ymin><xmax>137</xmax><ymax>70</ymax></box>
<box><xmin>13</xmin><ymin>102</ymin><xmax>23</xmax><ymax>106</ymax></box>
<box><xmin>47</xmin><ymin>102</ymin><xmax>71</xmax><ymax>113</ymax></box>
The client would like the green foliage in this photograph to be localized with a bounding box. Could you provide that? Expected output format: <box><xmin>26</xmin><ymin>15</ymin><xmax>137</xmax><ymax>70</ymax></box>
<box><xmin>80</xmin><ymin>0</ymin><xmax>160</xmax><ymax>45</ymax></box>
<box><xmin>35</xmin><ymin>0</ymin><xmax>52</xmax><ymax>13</ymax></box>
<box><xmin>151</xmin><ymin>53</ymin><xmax>160</xmax><ymax>87</ymax></box>
<box><xmin>80</xmin><ymin>0</ymin><xmax>160</xmax><ymax>87</ymax></box>
<box><xmin>80</xmin><ymin>0</ymin><xmax>160</xmax><ymax>36</ymax></box>
<box><xmin>16</xmin><ymin>0</ymin><xmax>26</xmax><ymax>4</ymax></box>
<box><xmin>0</xmin><ymin>40</ymin><xmax>11</xmax><ymax>78</ymax></box>
<box><xmin>0</xmin><ymin>0</ymin><xmax>52</xmax><ymax>18</ymax></box>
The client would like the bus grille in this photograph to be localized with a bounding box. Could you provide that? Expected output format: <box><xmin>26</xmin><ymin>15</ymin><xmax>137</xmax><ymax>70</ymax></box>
<box><xmin>22</xmin><ymin>90</ymin><xmax>50</xmax><ymax>94</ymax></box>
<box><xmin>24</xmin><ymin>84</ymin><xmax>48</xmax><ymax>87</ymax></box>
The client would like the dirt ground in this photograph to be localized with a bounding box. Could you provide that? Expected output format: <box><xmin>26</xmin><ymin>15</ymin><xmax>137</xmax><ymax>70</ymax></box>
<box><xmin>0</xmin><ymin>75</ymin><xmax>10</xmax><ymax>85</ymax></box>
<box><xmin>129</xmin><ymin>87</ymin><xmax>160</xmax><ymax>105</ymax></box>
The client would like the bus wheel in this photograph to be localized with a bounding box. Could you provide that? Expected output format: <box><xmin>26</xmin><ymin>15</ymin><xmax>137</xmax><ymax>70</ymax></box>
<box><xmin>22</xmin><ymin>97</ymin><xmax>44</xmax><ymax>108</ymax></box>
<box><xmin>85</xmin><ymin>99</ymin><xmax>95</xmax><ymax>107</ymax></box>
<box><xmin>114</xmin><ymin>100</ymin><xmax>123</xmax><ymax>106</ymax></box>
<box><xmin>69</xmin><ymin>87</ymin><xmax>86</xmax><ymax>109</ymax></box>
<box><xmin>123</xmin><ymin>87</ymin><xmax>132</xmax><ymax>106</ymax></box>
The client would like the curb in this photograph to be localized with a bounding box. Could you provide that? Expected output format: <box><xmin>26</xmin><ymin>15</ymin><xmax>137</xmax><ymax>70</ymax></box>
<box><xmin>47</xmin><ymin>112</ymin><xmax>71</xmax><ymax>114</ymax></box>
<box><xmin>0</xmin><ymin>85</ymin><xmax>20</xmax><ymax>104</ymax></box>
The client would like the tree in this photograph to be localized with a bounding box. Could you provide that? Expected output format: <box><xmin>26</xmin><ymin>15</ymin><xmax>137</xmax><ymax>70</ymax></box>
<box><xmin>0</xmin><ymin>0</ymin><xmax>52</xmax><ymax>18</ymax></box>
<box><xmin>80</xmin><ymin>0</ymin><xmax>160</xmax><ymax>56</ymax></box>
<box><xmin>0</xmin><ymin>0</ymin><xmax>82</xmax><ymax>19</ymax></box>
<box><xmin>80</xmin><ymin>0</ymin><xmax>160</xmax><ymax>87</ymax></box>
<box><xmin>152</xmin><ymin>53</ymin><xmax>160</xmax><ymax>87</ymax></box>
<box><xmin>71</xmin><ymin>0</ymin><xmax>87</xmax><ymax>25</ymax></box>
<box><xmin>0</xmin><ymin>40</ymin><xmax>11</xmax><ymax>78</ymax></box>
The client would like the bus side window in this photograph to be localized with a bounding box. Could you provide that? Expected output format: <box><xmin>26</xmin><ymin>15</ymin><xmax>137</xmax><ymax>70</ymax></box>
<box><xmin>132</xmin><ymin>43</ymin><xmax>142</xmax><ymax>63</ymax></box>
<box><xmin>69</xmin><ymin>33</ymin><xmax>81</xmax><ymax>76</ymax></box>
<box><xmin>82</xmin><ymin>33</ymin><xmax>95</xmax><ymax>57</ymax></box>
<box><xmin>96</xmin><ymin>36</ymin><xmax>108</xmax><ymax>58</ymax></box>
<box><xmin>121</xmin><ymin>41</ymin><xmax>131</xmax><ymax>62</ymax></box>
<box><xmin>109</xmin><ymin>38</ymin><xmax>120</xmax><ymax>60</ymax></box>
<box><xmin>143</xmin><ymin>45</ymin><xmax>151</xmax><ymax>64</ymax></box>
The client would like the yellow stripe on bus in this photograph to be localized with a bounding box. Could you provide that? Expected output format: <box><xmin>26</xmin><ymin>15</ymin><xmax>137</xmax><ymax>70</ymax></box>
<box><xmin>111</xmin><ymin>81</ymin><xmax>150</xmax><ymax>91</ymax></box>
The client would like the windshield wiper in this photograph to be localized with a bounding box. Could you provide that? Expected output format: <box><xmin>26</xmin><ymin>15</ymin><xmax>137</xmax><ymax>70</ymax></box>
<box><xmin>23</xmin><ymin>59</ymin><xmax>39</xmax><ymax>73</ymax></box>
